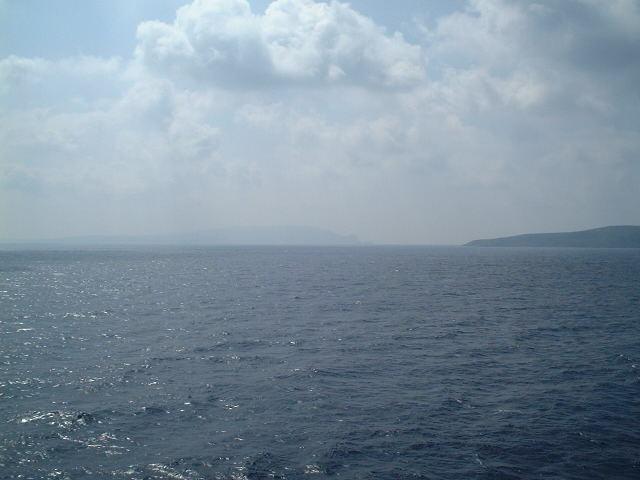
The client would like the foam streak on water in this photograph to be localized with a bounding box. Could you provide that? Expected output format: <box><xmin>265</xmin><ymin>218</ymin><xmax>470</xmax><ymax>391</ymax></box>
<box><xmin>1</xmin><ymin>246</ymin><xmax>639</xmax><ymax>479</ymax></box>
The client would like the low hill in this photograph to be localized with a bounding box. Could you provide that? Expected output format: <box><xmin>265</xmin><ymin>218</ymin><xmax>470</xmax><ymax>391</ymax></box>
<box><xmin>465</xmin><ymin>225</ymin><xmax>640</xmax><ymax>248</ymax></box>
<box><xmin>2</xmin><ymin>226</ymin><xmax>362</xmax><ymax>247</ymax></box>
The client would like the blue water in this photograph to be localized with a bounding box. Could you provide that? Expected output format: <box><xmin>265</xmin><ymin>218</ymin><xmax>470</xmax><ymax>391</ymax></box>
<box><xmin>1</xmin><ymin>246</ymin><xmax>639</xmax><ymax>479</ymax></box>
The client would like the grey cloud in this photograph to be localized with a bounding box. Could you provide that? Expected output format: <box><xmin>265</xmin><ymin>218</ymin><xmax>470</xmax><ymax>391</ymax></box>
<box><xmin>429</xmin><ymin>0</ymin><xmax>640</xmax><ymax>118</ymax></box>
<box><xmin>514</xmin><ymin>0</ymin><xmax>640</xmax><ymax>81</ymax></box>
<box><xmin>442</xmin><ymin>0</ymin><xmax>640</xmax><ymax>78</ymax></box>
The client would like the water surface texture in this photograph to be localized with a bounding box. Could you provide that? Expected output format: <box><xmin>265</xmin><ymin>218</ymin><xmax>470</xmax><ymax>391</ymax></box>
<box><xmin>1</xmin><ymin>246</ymin><xmax>639</xmax><ymax>479</ymax></box>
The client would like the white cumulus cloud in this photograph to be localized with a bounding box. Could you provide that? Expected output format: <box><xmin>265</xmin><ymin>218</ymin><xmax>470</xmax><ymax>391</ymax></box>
<box><xmin>135</xmin><ymin>0</ymin><xmax>425</xmax><ymax>88</ymax></box>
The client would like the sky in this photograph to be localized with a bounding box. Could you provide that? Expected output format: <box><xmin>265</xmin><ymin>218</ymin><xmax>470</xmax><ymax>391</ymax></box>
<box><xmin>1</xmin><ymin>0</ymin><xmax>639</xmax><ymax>244</ymax></box>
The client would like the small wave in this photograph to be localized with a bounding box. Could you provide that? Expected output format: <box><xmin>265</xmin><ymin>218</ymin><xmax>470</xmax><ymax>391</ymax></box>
<box><xmin>147</xmin><ymin>463</ymin><xmax>197</xmax><ymax>480</ymax></box>
<box><xmin>14</xmin><ymin>410</ymin><xmax>99</xmax><ymax>429</ymax></box>
<box><xmin>139</xmin><ymin>406</ymin><xmax>168</xmax><ymax>415</ymax></box>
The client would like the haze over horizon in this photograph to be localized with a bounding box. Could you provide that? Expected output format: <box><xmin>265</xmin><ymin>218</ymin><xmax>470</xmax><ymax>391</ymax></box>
<box><xmin>2</xmin><ymin>0</ymin><xmax>639</xmax><ymax>244</ymax></box>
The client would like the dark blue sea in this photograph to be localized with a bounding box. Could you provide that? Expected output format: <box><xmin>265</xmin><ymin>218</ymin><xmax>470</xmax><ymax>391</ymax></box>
<box><xmin>1</xmin><ymin>246</ymin><xmax>639</xmax><ymax>479</ymax></box>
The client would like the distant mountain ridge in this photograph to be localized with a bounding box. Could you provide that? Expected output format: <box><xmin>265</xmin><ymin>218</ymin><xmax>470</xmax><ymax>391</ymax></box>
<box><xmin>465</xmin><ymin>225</ymin><xmax>640</xmax><ymax>248</ymax></box>
<box><xmin>2</xmin><ymin>226</ymin><xmax>362</xmax><ymax>246</ymax></box>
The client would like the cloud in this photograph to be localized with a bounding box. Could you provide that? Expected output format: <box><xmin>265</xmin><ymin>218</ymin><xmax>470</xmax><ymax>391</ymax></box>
<box><xmin>1</xmin><ymin>0</ymin><xmax>639</xmax><ymax>242</ymax></box>
<box><xmin>0</xmin><ymin>77</ymin><xmax>220</xmax><ymax>194</ymax></box>
<box><xmin>428</xmin><ymin>0</ymin><xmax>640</xmax><ymax>111</ymax></box>
<box><xmin>0</xmin><ymin>55</ymin><xmax>122</xmax><ymax>87</ymax></box>
<box><xmin>135</xmin><ymin>0</ymin><xmax>425</xmax><ymax>88</ymax></box>
<box><xmin>0</xmin><ymin>54</ymin><xmax>125</xmax><ymax>111</ymax></box>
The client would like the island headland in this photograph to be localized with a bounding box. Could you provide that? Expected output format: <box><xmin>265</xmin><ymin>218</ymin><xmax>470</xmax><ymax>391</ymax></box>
<box><xmin>465</xmin><ymin>225</ymin><xmax>640</xmax><ymax>248</ymax></box>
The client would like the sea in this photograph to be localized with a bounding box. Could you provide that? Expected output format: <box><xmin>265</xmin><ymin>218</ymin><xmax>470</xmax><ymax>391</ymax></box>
<box><xmin>1</xmin><ymin>246</ymin><xmax>639</xmax><ymax>479</ymax></box>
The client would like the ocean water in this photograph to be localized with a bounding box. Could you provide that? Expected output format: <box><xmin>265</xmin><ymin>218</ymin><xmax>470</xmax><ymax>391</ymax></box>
<box><xmin>1</xmin><ymin>246</ymin><xmax>639</xmax><ymax>479</ymax></box>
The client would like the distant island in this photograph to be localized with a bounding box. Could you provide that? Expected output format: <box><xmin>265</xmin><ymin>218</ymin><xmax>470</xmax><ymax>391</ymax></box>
<box><xmin>1</xmin><ymin>226</ymin><xmax>362</xmax><ymax>247</ymax></box>
<box><xmin>465</xmin><ymin>225</ymin><xmax>640</xmax><ymax>248</ymax></box>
